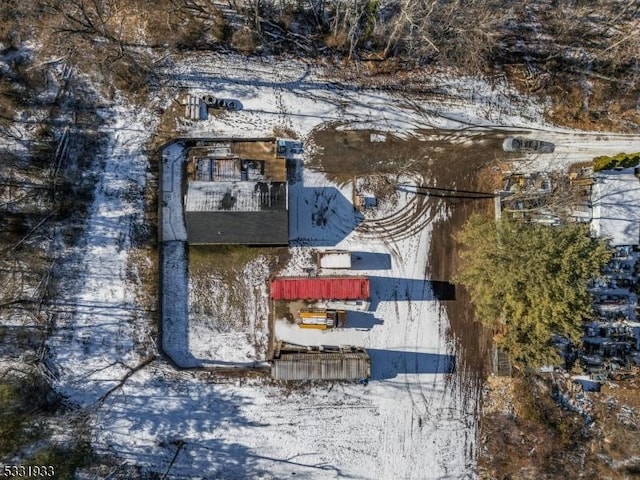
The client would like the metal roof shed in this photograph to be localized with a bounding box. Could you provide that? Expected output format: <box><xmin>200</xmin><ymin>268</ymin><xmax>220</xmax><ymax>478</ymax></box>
<box><xmin>271</xmin><ymin>351</ymin><xmax>371</xmax><ymax>381</ymax></box>
<box><xmin>270</xmin><ymin>277</ymin><xmax>370</xmax><ymax>300</ymax></box>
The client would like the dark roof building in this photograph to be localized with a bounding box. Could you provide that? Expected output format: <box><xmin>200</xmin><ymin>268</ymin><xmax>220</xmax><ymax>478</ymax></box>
<box><xmin>183</xmin><ymin>140</ymin><xmax>289</xmax><ymax>245</ymax></box>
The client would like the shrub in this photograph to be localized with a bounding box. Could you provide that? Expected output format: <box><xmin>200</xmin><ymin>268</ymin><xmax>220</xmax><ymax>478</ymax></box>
<box><xmin>0</xmin><ymin>383</ymin><xmax>26</xmax><ymax>455</ymax></box>
<box><xmin>593</xmin><ymin>152</ymin><xmax>640</xmax><ymax>172</ymax></box>
<box><xmin>211</xmin><ymin>13</ymin><xmax>233</xmax><ymax>44</ymax></box>
<box><xmin>231</xmin><ymin>26</ymin><xmax>259</xmax><ymax>54</ymax></box>
<box><xmin>25</xmin><ymin>442</ymin><xmax>92</xmax><ymax>480</ymax></box>
<box><xmin>0</xmin><ymin>375</ymin><xmax>51</xmax><ymax>456</ymax></box>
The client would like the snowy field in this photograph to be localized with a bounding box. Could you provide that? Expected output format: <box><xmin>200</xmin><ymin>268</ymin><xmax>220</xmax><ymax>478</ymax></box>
<box><xmin>46</xmin><ymin>53</ymin><xmax>640</xmax><ymax>479</ymax></box>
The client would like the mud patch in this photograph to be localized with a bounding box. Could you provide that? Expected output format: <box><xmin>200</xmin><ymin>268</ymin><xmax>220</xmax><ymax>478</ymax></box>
<box><xmin>423</xmin><ymin>141</ymin><xmax>498</xmax><ymax>409</ymax></box>
<box><xmin>308</xmin><ymin>127</ymin><xmax>510</xmax><ymax>185</ymax></box>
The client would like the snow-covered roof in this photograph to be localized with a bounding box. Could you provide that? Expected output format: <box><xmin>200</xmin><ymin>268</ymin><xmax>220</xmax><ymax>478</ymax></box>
<box><xmin>183</xmin><ymin>181</ymin><xmax>288</xmax><ymax>244</ymax></box>
<box><xmin>185</xmin><ymin>180</ymin><xmax>287</xmax><ymax>212</ymax></box>
<box><xmin>591</xmin><ymin>169</ymin><xmax>640</xmax><ymax>246</ymax></box>
<box><xmin>318</xmin><ymin>250</ymin><xmax>352</xmax><ymax>269</ymax></box>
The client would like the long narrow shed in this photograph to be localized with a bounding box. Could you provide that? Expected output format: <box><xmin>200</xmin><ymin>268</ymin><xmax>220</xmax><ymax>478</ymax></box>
<box><xmin>272</xmin><ymin>351</ymin><xmax>371</xmax><ymax>381</ymax></box>
<box><xmin>270</xmin><ymin>276</ymin><xmax>370</xmax><ymax>301</ymax></box>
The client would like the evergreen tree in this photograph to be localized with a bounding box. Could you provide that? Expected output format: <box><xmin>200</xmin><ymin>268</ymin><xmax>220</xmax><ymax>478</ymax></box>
<box><xmin>455</xmin><ymin>215</ymin><xmax>611</xmax><ymax>367</ymax></box>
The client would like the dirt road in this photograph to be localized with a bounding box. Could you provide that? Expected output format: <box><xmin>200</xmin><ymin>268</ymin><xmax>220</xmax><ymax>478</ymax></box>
<box><xmin>424</xmin><ymin>144</ymin><xmax>497</xmax><ymax>411</ymax></box>
<box><xmin>307</xmin><ymin>126</ymin><xmax>504</xmax><ymax>422</ymax></box>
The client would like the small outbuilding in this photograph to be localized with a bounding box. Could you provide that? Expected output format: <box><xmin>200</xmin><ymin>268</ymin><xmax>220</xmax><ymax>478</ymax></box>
<box><xmin>317</xmin><ymin>250</ymin><xmax>352</xmax><ymax>269</ymax></box>
<box><xmin>271</xmin><ymin>345</ymin><xmax>370</xmax><ymax>381</ymax></box>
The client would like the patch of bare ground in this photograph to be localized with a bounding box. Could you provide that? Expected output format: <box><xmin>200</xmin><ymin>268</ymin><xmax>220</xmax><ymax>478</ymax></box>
<box><xmin>197</xmin><ymin>367</ymin><xmax>270</xmax><ymax>380</ymax></box>
<box><xmin>308</xmin><ymin>128</ymin><xmax>510</xmax><ymax>184</ymax></box>
<box><xmin>189</xmin><ymin>246</ymin><xmax>266</xmax><ymax>326</ymax></box>
<box><xmin>480</xmin><ymin>373</ymin><xmax>640</xmax><ymax>480</ymax></box>
<box><xmin>272</xmin><ymin>126</ymin><xmax>299</xmax><ymax>140</ymax></box>
<box><xmin>189</xmin><ymin>245</ymin><xmax>288</xmax><ymax>290</ymax></box>
<box><xmin>151</xmin><ymin>100</ymin><xmax>189</xmax><ymax>150</ymax></box>
<box><xmin>273</xmin><ymin>300</ymin><xmax>295</xmax><ymax>323</ymax></box>
<box><xmin>588</xmin><ymin>380</ymin><xmax>640</xmax><ymax>477</ymax></box>
<box><xmin>479</xmin><ymin>373</ymin><xmax>589</xmax><ymax>480</ymax></box>
<box><xmin>501</xmin><ymin>65</ymin><xmax>640</xmax><ymax>133</ymax></box>
<box><xmin>357</xmin><ymin>175</ymin><xmax>399</xmax><ymax>205</ymax></box>
<box><xmin>545</xmin><ymin>80</ymin><xmax>640</xmax><ymax>132</ymax></box>
<box><xmin>426</xmin><ymin>151</ymin><xmax>499</xmax><ymax>403</ymax></box>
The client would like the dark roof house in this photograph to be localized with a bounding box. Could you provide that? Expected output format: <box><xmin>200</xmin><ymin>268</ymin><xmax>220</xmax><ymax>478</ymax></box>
<box><xmin>184</xmin><ymin>140</ymin><xmax>289</xmax><ymax>245</ymax></box>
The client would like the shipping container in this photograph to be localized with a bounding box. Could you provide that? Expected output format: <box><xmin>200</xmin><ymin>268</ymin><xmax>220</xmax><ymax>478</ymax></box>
<box><xmin>298</xmin><ymin>309</ymin><xmax>346</xmax><ymax>329</ymax></box>
<box><xmin>317</xmin><ymin>250</ymin><xmax>352</xmax><ymax>269</ymax></box>
<box><xmin>270</xmin><ymin>276</ymin><xmax>370</xmax><ymax>300</ymax></box>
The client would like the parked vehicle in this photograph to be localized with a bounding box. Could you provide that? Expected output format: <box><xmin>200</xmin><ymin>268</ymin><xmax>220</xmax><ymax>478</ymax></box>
<box><xmin>298</xmin><ymin>309</ymin><xmax>346</xmax><ymax>329</ymax></box>
<box><xmin>317</xmin><ymin>250</ymin><xmax>352</xmax><ymax>269</ymax></box>
<box><xmin>503</xmin><ymin>137</ymin><xmax>555</xmax><ymax>153</ymax></box>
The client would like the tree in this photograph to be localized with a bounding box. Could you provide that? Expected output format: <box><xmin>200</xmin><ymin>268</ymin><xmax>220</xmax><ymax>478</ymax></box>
<box><xmin>454</xmin><ymin>214</ymin><xmax>611</xmax><ymax>367</ymax></box>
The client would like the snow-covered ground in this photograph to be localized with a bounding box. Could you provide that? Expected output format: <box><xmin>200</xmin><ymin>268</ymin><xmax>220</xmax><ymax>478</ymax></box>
<box><xmin>506</xmin><ymin>134</ymin><xmax>640</xmax><ymax>174</ymax></box>
<box><xmin>280</xmin><ymin>166</ymin><xmax>449</xmax><ymax>360</ymax></box>
<box><xmin>161</xmin><ymin>52</ymin><xmax>548</xmax><ymax>138</ymax></box>
<box><xmin>47</xmin><ymin>101</ymin><xmax>157</xmax><ymax>403</ymax></box>
<box><xmin>45</xmin><ymin>52</ymin><xmax>640</xmax><ymax>479</ymax></box>
<box><xmin>186</xmin><ymin>254</ymin><xmax>271</xmax><ymax>366</ymax></box>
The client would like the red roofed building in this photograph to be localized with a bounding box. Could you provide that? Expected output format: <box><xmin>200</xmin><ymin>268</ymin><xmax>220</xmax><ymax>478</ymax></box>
<box><xmin>270</xmin><ymin>277</ymin><xmax>370</xmax><ymax>301</ymax></box>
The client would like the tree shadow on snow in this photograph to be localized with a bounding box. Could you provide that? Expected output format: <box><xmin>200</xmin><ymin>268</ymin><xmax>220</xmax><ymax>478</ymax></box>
<box><xmin>99</xmin><ymin>377</ymin><xmax>357</xmax><ymax>480</ymax></box>
<box><xmin>350</xmin><ymin>251</ymin><xmax>392</xmax><ymax>270</ymax></box>
<box><xmin>169</xmin><ymin>64</ymin><xmax>409</xmax><ymax>119</ymax></box>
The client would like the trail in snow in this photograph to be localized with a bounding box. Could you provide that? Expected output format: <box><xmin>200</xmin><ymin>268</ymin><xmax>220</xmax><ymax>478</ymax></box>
<box><xmin>47</xmin><ymin>103</ymin><xmax>156</xmax><ymax>404</ymax></box>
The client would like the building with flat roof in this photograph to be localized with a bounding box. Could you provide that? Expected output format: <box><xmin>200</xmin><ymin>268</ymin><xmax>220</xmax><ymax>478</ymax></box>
<box><xmin>591</xmin><ymin>170</ymin><xmax>640</xmax><ymax>246</ymax></box>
